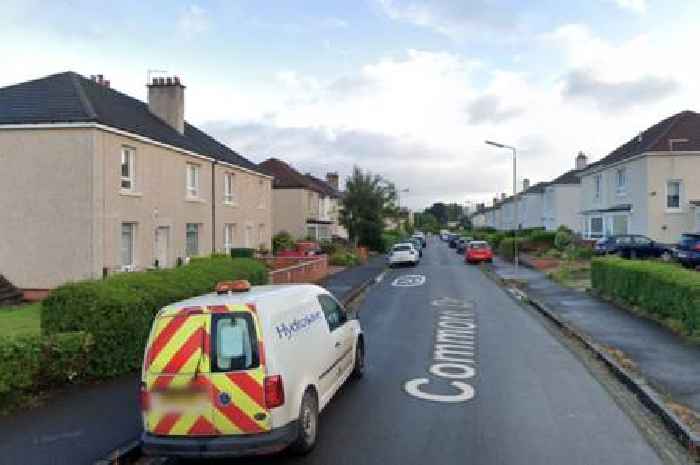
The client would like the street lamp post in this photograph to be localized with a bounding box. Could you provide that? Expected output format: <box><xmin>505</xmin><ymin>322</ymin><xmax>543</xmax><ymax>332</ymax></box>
<box><xmin>398</xmin><ymin>187</ymin><xmax>409</xmax><ymax>230</ymax></box>
<box><xmin>485</xmin><ymin>140</ymin><xmax>519</xmax><ymax>271</ymax></box>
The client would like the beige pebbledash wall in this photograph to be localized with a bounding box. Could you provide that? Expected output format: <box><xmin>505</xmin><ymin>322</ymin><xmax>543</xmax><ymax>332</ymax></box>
<box><xmin>0</xmin><ymin>126</ymin><xmax>272</xmax><ymax>290</ymax></box>
<box><xmin>0</xmin><ymin>128</ymin><xmax>97</xmax><ymax>289</ymax></box>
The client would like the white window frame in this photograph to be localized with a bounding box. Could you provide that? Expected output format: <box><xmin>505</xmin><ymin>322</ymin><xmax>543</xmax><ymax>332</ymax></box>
<box><xmin>258</xmin><ymin>179</ymin><xmax>265</xmax><ymax>209</ymax></box>
<box><xmin>588</xmin><ymin>216</ymin><xmax>604</xmax><ymax>239</ymax></box>
<box><xmin>120</xmin><ymin>222</ymin><xmax>136</xmax><ymax>271</ymax></box>
<box><xmin>224</xmin><ymin>223</ymin><xmax>235</xmax><ymax>253</ymax></box>
<box><xmin>593</xmin><ymin>174</ymin><xmax>602</xmax><ymax>203</ymax></box>
<box><xmin>120</xmin><ymin>147</ymin><xmax>135</xmax><ymax>191</ymax></box>
<box><xmin>224</xmin><ymin>173</ymin><xmax>235</xmax><ymax>205</ymax></box>
<box><xmin>665</xmin><ymin>179</ymin><xmax>682</xmax><ymax>212</ymax></box>
<box><xmin>615</xmin><ymin>167</ymin><xmax>627</xmax><ymax>196</ymax></box>
<box><xmin>186</xmin><ymin>223</ymin><xmax>200</xmax><ymax>257</ymax></box>
<box><xmin>186</xmin><ymin>163</ymin><xmax>200</xmax><ymax>198</ymax></box>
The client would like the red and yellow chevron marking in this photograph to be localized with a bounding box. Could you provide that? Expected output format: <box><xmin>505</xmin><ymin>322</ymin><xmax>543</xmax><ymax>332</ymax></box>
<box><xmin>143</xmin><ymin>303</ymin><xmax>270</xmax><ymax>436</ymax></box>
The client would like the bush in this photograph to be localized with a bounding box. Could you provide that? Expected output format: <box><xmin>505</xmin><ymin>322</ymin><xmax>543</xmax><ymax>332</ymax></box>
<box><xmin>498</xmin><ymin>237</ymin><xmax>528</xmax><ymax>262</ymax></box>
<box><xmin>554</xmin><ymin>226</ymin><xmax>574</xmax><ymax>251</ymax></box>
<box><xmin>485</xmin><ymin>232</ymin><xmax>507</xmax><ymax>249</ymax></box>
<box><xmin>42</xmin><ymin>257</ymin><xmax>268</xmax><ymax>379</ymax></box>
<box><xmin>0</xmin><ymin>332</ymin><xmax>92</xmax><ymax>408</ymax></box>
<box><xmin>329</xmin><ymin>251</ymin><xmax>359</xmax><ymax>267</ymax></box>
<box><xmin>381</xmin><ymin>230</ymin><xmax>404</xmax><ymax>252</ymax></box>
<box><xmin>230</xmin><ymin>248</ymin><xmax>256</xmax><ymax>258</ymax></box>
<box><xmin>591</xmin><ymin>257</ymin><xmax>700</xmax><ymax>336</ymax></box>
<box><xmin>528</xmin><ymin>230</ymin><xmax>556</xmax><ymax>248</ymax></box>
<box><xmin>272</xmin><ymin>231</ymin><xmax>295</xmax><ymax>255</ymax></box>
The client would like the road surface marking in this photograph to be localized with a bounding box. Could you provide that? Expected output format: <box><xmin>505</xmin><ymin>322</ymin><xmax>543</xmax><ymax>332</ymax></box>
<box><xmin>392</xmin><ymin>274</ymin><xmax>426</xmax><ymax>287</ymax></box>
<box><xmin>404</xmin><ymin>299</ymin><xmax>477</xmax><ymax>403</ymax></box>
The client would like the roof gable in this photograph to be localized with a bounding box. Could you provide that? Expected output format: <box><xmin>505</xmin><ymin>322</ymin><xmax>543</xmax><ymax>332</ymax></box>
<box><xmin>258</xmin><ymin>158</ymin><xmax>324</xmax><ymax>193</ymax></box>
<box><xmin>0</xmin><ymin>71</ymin><xmax>262</xmax><ymax>174</ymax></box>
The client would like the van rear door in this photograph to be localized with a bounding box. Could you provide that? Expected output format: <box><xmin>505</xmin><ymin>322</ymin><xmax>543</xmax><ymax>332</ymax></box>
<box><xmin>208</xmin><ymin>304</ymin><xmax>271</xmax><ymax>435</ymax></box>
<box><xmin>143</xmin><ymin>310</ymin><xmax>216</xmax><ymax>436</ymax></box>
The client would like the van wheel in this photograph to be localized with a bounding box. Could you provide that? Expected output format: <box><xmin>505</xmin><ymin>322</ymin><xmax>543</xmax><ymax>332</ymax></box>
<box><xmin>289</xmin><ymin>390</ymin><xmax>318</xmax><ymax>455</ymax></box>
<box><xmin>352</xmin><ymin>340</ymin><xmax>365</xmax><ymax>379</ymax></box>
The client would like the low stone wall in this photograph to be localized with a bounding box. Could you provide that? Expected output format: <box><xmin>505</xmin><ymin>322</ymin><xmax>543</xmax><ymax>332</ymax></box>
<box><xmin>267</xmin><ymin>255</ymin><xmax>329</xmax><ymax>284</ymax></box>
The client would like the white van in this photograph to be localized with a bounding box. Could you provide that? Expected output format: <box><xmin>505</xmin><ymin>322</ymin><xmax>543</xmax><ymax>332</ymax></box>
<box><xmin>140</xmin><ymin>280</ymin><xmax>365</xmax><ymax>458</ymax></box>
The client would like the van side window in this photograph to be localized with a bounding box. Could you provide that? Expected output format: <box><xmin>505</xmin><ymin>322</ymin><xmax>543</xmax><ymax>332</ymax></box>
<box><xmin>318</xmin><ymin>294</ymin><xmax>347</xmax><ymax>332</ymax></box>
<box><xmin>211</xmin><ymin>313</ymin><xmax>259</xmax><ymax>372</ymax></box>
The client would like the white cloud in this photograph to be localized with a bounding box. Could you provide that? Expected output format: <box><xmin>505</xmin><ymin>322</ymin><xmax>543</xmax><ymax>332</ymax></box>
<box><xmin>609</xmin><ymin>0</ymin><xmax>647</xmax><ymax>14</ymax></box>
<box><xmin>177</xmin><ymin>4</ymin><xmax>209</xmax><ymax>37</ymax></box>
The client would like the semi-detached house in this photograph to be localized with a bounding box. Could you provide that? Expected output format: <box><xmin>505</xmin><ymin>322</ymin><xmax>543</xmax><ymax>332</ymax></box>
<box><xmin>0</xmin><ymin>72</ymin><xmax>272</xmax><ymax>297</ymax></box>
<box><xmin>579</xmin><ymin>110</ymin><xmax>700</xmax><ymax>242</ymax></box>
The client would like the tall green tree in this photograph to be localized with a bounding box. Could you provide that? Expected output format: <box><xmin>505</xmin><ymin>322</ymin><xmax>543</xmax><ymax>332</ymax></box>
<box><xmin>426</xmin><ymin>202</ymin><xmax>448</xmax><ymax>225</ymax></box>
<box><xmin>340</xmin><ymin>166</ymin><xmax>397</xmax><ymax>251</ymax></box>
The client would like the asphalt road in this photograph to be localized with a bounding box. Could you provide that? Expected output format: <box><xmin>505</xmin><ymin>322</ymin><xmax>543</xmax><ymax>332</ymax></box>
<box><xmin>178</xmin><ymin>237</ymin><xmax>665</xmax><ymax>465</ymax></box>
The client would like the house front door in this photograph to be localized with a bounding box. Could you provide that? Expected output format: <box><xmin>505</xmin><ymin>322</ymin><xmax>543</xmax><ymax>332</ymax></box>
<box><xmin>155</xmin><ymin>227</ymin><xmax>169</xmax><ymax>268</ymax></box>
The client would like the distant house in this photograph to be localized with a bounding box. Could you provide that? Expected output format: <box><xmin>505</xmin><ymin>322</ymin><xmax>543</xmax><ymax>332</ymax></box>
<box><xmin>258</xmin><ymin>158</ymin><xmax>345</xmax><ymax>241</ymax></box>
<box><xmin>543</xmin><ymin>153</ymin><xmax>587</xmax><ymax>233</ymax></box>
<box><xmin>579</xmin><ymin>111</ymin><xmax>700</xmax><ymax>241</ymax></box>
<box><xmin>518</xmin><ymin>180</ymin><xmax>548</xmax><ymax>229</ymax></box>
<box><xmin>0</xmin><ymin>72</ymin><xmax>272</xmax><ymax>296</ymax></box>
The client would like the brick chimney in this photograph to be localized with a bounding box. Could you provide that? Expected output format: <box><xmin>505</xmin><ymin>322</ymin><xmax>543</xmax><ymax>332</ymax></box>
<box><xmin>148</xmin><ymin>76</ymin><xmax>185</xmax><ymax>134</ymax></box>
<box><xmin>326</xmin><ymin>172</ymin><xmax>339</xmax><ymax>190</ymax></box>
<box><xmin>575</xmin><ymin>151</ymin><xmax>588</xmax><ymax>170</ymax></box>
<box><xmin>501</xmin><ymin>192</ymin><xmax>507</xmax><ymax>201</ymax></box>
<box><xmin>523</xmin><ymin>178</ymin><xmax>530</xmax><ymax>191</ymax></box>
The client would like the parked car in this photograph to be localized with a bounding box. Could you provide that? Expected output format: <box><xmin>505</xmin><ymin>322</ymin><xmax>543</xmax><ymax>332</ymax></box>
<box><xmin>440</xmin><ymin>230</ymin><xmax>450</xmax><ymax>241</ymax></box>
<box><xmin>456</xmin><ymin>237</ymin><xmax>473</xmax><ymax>254</ymax></box>
<box><xmin>448</xmin><ymin>235</ymin><xmax>459</xmax><ymax>248</ymax></box>
<box><xmin>409</xmin><ymin>238</ymin><xmax>423</xmax><ymax>257</ymax></box>
<box><xmin>387</xmin><ymin>243</ymin><xmax>419</xmax><ymax>267</ymax></box>
<box><xmin>465</xmin><ymin>241</ymin><xmax>493</xmax><ymax>264</ymax></box>
<box><xmin>676</xmin><ymin>233</ymin><xmax>700</xmax><ymax>269</ymax></box>
<box><xmin>596</xmin><ymin>234</ymin><xmax>672</xmax><ymax>260</ymax></box>
<box><xmin>412</xmin><ymin>232</ymin><xmax>427</xmax><ymax>248</ymax></box>
<box><xmin>141</xmin><ymin>280</ymin><xmax>364</xmax><ymax>458</ymax></box>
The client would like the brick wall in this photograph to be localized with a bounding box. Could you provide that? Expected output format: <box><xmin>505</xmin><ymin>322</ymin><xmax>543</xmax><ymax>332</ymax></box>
<box><xmin>267</xmin><ymin>255</ymin><xmax>329</xmax><ymax>284</ymax></box>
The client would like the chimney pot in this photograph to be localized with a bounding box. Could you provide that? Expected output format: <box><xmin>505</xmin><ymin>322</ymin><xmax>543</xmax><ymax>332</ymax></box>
<box><xmin>523</xmin><ymin>178</ymin><xmax>530</xmax><ymax>191</ymax></box>
<box><xmin>148</xmin><ymin>74</ymin><xmax>186</xmax><ymax>134</ymax></box>
<box><xmin>326</xmin><ymin>172</ymin><xmax>339</xmax><ymax>190</ymax></box>
<box><xmin>575</xmin><ymin>151</ymin><xmax>588</xmax><ymax>170</ymax></box>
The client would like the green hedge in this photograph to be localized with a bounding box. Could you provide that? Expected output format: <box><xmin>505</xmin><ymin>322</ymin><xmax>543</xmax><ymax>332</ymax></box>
<box><xmin>591</xmin><ymin>257</ymin><xmax>700</xmax><ymax>336</ymax></box>
<box><xmin>230</xmin><ymin>248</ymin><xmax>256</xmax><ymax>258</ymax></box>
<box><xmin>498</xmin><ymin>237</ymin><xmax>529</xmax><ymax>262</ymax></box>
<box><xmin>0</xmin><ymin>332</ymin><xmax>92</xmax><ymax>409</ymax></box>
<box><xmin>329</xmin><ymin>251</ymin><xmax>360</xmax><ymax>267</ymax></box>
<box><xmin>42</xmin><ymin>257</ymin><xmax>268</xmax><ymax>378</ymax></box>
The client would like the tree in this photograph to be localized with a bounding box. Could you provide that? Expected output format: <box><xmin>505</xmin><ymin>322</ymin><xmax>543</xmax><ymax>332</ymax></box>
<box><xmin>340</xmin><ymin>166</ymin><xmax>397</xmax><ymax>251</ymax></box>
<box><xmin>426</xmin><ymin>202</ymin><xmax>448</xmax><ymax>225</ymax></box>
<box><xmin>415</xmin><ymin>212</ymin><xmax>440</xmax><ymax>233</ymax></box>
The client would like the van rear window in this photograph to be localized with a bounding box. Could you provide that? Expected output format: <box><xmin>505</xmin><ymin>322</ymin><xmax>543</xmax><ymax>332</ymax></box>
<box><xmin>211</xmin><ymin>313</ymin><xmax>259</xmax><ymax>372</ymax></box>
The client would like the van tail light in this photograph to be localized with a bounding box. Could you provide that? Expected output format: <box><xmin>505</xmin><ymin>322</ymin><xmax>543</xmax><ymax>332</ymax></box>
<box><xmin>139</xmin><ymin>382</ymin><xmax>151</xmax><ymax>411</ymax></box>
<box><xmin>694</xmin><ymin>243</ymin><xmax>700</xmax><ymax>252</ymax></box>
<box><xmin>264</xmin><ymin>375</ymin><xmax>285</xmax><ymax>409</ymax></box>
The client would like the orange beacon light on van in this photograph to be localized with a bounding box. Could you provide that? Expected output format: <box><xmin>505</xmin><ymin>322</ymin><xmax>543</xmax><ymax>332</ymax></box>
<box><xmin>215</xmin><ymin>280</ymin><xmax>251</xmax><ymax>294</ymax></box>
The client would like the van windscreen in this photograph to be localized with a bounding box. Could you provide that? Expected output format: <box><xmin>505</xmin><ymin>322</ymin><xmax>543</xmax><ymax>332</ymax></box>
<box><xmin>211</xmin><ymin>313</ymin><xmax>259</xmax><ymax>372</ymax></box>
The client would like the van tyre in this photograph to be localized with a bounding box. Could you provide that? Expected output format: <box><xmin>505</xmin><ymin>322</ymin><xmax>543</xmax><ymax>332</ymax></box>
<box><xmin>290</xmin><ymin>390</ymin><xmax>318</xmax><ymax>455</ymax></box>
<box><xmin>352</xmin><ymin>339</ymin><xmax>365</xmax><ymax>379</ymax></box>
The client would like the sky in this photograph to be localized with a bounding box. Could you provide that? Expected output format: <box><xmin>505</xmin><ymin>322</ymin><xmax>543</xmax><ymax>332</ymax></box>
<box><xmin>2</xmin><ymin>0</ymin><xmax>700</xmax><ymax>209</ymax></box>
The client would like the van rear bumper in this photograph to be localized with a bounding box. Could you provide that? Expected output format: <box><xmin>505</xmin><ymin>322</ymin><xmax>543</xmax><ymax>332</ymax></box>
<box><xmin>141</xmin><ymin>421</ymin><xmax>299</xmax><ymax>458</ymax></box>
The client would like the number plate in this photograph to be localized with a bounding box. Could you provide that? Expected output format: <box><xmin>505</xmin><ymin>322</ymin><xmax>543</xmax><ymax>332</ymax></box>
<box><xmin>151</xmin><ymin>390</ymin><xmax>208</xmax><ymax>414</ymax></box>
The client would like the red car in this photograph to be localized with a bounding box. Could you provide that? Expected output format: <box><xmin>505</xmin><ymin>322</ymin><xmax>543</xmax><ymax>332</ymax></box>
<box><xmin>465</xmin><ymin>241</ymin><xmax>493</xmax><ymax>264</ymax></box>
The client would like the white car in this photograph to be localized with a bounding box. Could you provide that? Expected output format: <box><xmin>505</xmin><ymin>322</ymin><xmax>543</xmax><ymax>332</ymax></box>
<box><xmin>141</xmin><ymin>281</ymin><xmax>364</xmax><ymax>458</ymax></box>
<box><xmin>387</xmin><ymin>242</ymin><xmax>420</xmax><ymax>267</ymax></box>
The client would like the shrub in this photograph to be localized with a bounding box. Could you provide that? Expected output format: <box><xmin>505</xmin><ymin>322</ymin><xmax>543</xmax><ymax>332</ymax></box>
<box><xmin>528</xmin><ymin>230</ymin><xmax>557</xmax><ymax>249</ymax></box>
<box><xmin>230</xmin><ymin>248</ymin><xmax>255</xmax><ymax>258</ymax></box>
<box><xmin>42</xmin><ymin>257</ymin><xmax>268</xmax><ymax>378</ymax></box>
<box><xmin>272</xmin><ymin>231</ymin><xmax>295</xmax><ymax>255</ymax></box>
<box><xmin>554</xmin><ymin>226</ymin><xmax>574</xmax><ymax>251</ymax></box>
<box><xmin>329</xmin><ymin>251</ymin><xmax>359</xmax><ymax>267</ymax></box>
<box><xmin>591</xmin><ymin>257</ymin><xmax>700</xmax><ymax>336</ymax></box>
<box><xmin>498</xmin><ymin>237</ymin><xmax>528</xmax><ymax>262</ymax></box>
<box><xmin>381</xmin><ymin>230</ymin><xmax>404</xmax><ymax>252</ymax></box>
<box><xmin>0</xmin><ymin>332</ymin><xmax>92</xmax><ymax>408</ymax></box>
<box><xmin>485</xmin><ymin>232</ymin><xmax>507</xmax><ymax>249</ymax></box>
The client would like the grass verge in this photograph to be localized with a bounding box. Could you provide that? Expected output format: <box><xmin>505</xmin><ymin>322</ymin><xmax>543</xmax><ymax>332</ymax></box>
<box><xmin>0</xmin><ymin>303</ymin><xmax>41</xmax><ymax>338</ymax></box>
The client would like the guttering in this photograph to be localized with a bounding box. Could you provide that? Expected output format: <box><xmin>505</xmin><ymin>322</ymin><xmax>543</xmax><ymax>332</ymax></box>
<box><xmin>0</xmin><ymin>122</ymin><xmax>273</xmax><ymax>180</ymax></box>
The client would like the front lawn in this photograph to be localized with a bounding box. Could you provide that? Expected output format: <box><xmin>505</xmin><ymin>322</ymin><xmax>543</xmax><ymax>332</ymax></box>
<box><xmin>0</xmin><ymin>303</ymin><xmax>41</xmax><ymax>338</ymax></box>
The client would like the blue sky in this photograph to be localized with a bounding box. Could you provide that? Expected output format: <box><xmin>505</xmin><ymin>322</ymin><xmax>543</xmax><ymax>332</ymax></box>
<box><xmin>2</xmin><ymin>0</ymin><xmax>699</xmax><ymax>208</ymax></box>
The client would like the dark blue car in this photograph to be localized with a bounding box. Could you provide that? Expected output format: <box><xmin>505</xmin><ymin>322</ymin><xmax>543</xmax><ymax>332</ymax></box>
<box><xmin>676</xmin><ymin>233</ymin><xmax>700</xmax><ymax>269</ymax></box>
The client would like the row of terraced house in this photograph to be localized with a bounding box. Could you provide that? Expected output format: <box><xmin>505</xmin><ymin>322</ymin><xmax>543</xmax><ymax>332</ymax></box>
<box><xmin>470</xmin><ymin>111</ymin><xmax>700</xmax><ymax>244</ymax></box>
<box><xmin>0</xmin><ymin>72</ymin><xmax>346</xmax><ymax>299</ymax></box>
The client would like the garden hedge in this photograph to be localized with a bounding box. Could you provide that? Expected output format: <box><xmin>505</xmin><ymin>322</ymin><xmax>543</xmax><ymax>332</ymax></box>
<box><xmin>498</xmin><ymin>237</ymin><xmax>529</xmax><ymax>262</ymax></box>
<box><xmin>0</xmin><ymin>332</ymin><xmax>92</xmax><ymax>409</ymax></box>
<box><xmin>591</xmin><ymin>257</ymin><xmax>700</xmax><ymax>336</ymax></box>
<box><xmin>42</xmin><ymin>257</ymin><xmax>268</xmax><ymax>378</ymax></box>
